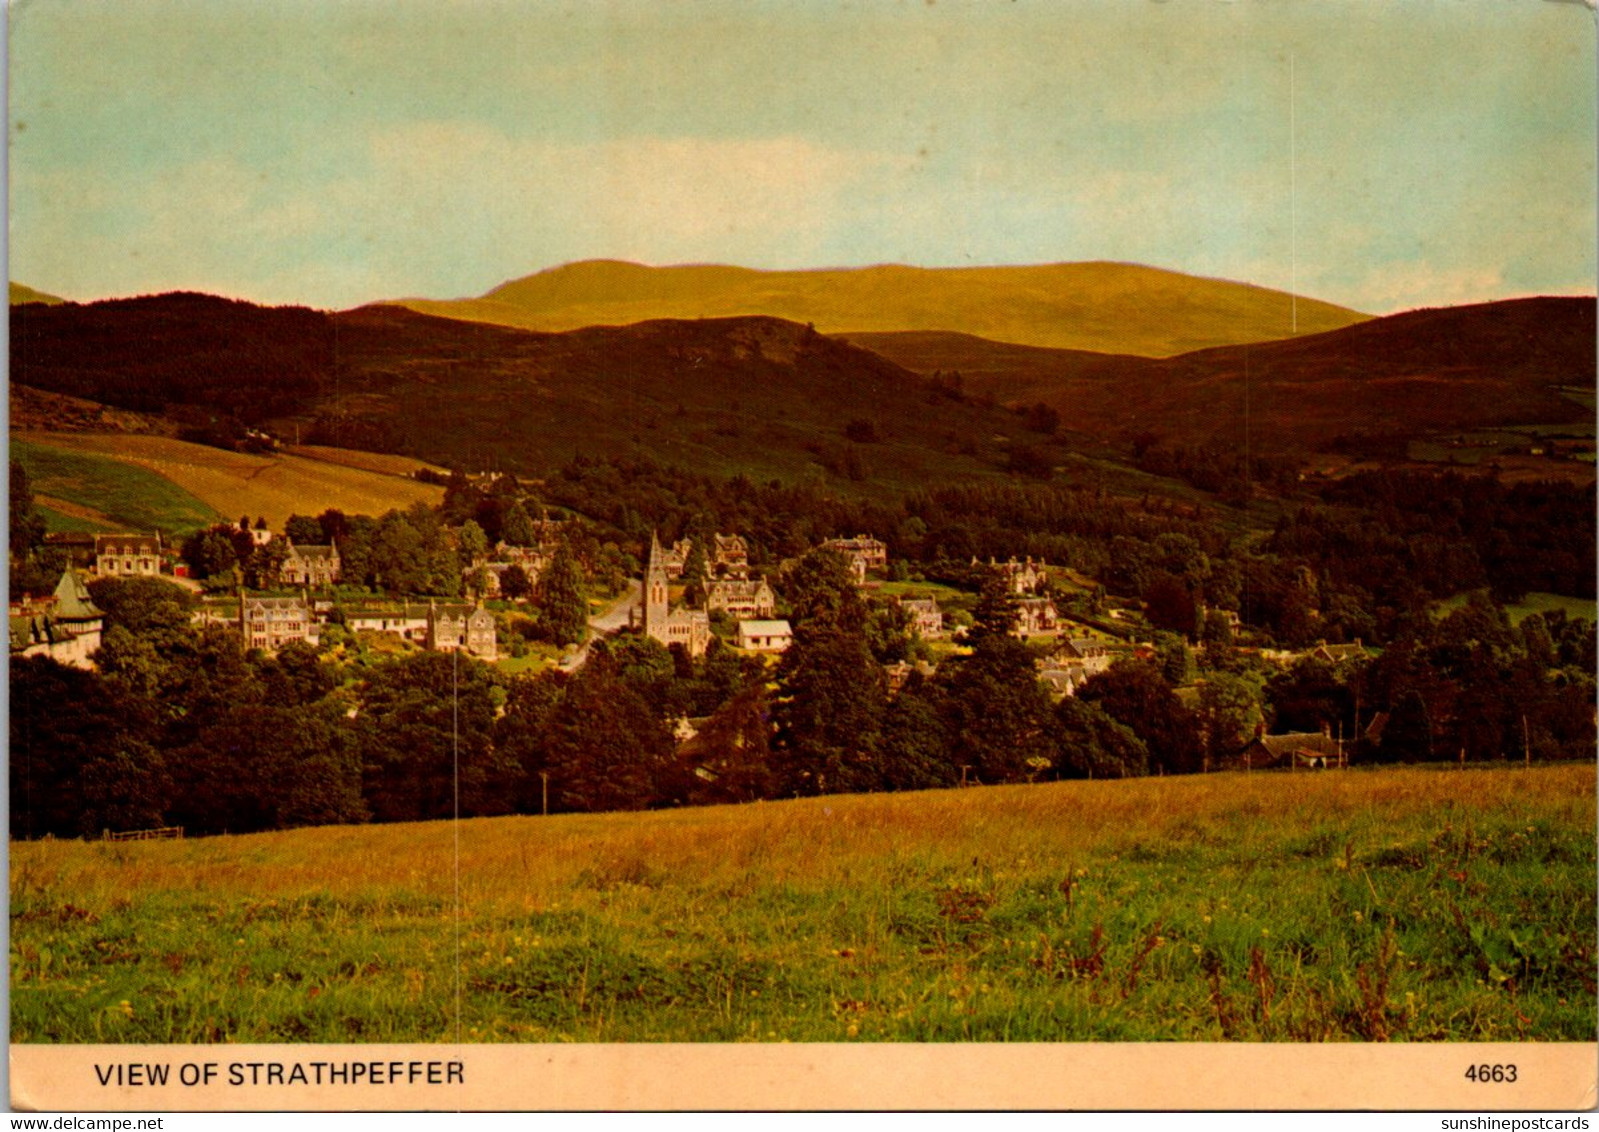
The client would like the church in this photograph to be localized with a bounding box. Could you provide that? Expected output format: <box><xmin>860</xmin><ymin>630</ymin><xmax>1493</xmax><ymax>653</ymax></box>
<box><xmin>638</xmin><ymin>532</ymin><xmax>711</xmax><ymax>657</ymax></box>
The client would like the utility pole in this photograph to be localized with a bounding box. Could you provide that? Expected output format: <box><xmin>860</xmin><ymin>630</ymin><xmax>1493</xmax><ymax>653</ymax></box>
<box><xmin>1523</xmin><ymin>714</ymin><xmax>1531</xmax><ymax>769</ymax></box>
<box><xmin>540</xmin><ymin>771</ymin><xmax>549</xmax><ymax>816</ymax></box>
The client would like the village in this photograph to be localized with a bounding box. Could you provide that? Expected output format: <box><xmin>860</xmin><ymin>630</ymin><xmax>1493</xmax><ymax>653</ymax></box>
<box><xmin>12</xmin><ymin>501</ymin><xmax>1387</xmax><ymax>780</ymax></box>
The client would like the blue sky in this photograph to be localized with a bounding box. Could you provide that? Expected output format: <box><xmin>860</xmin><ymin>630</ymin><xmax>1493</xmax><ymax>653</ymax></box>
<box><xmin>8</xmin><ymin>0</ymin><xmax>1596</xmax><ymax>313</ymax></box>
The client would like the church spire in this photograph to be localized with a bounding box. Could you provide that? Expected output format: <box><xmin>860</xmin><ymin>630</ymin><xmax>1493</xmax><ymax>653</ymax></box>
<box><xmin>644</xmin><ymin>530</ymin><xmax>669</xmax><ymax>641</ymax></box>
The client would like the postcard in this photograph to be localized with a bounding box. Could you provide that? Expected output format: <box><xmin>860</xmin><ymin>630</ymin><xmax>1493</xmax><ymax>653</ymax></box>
<box><xmin>8</xmin><ymin>0</ymin><xmax>1597</xmax><ymax>1113</ymax></box>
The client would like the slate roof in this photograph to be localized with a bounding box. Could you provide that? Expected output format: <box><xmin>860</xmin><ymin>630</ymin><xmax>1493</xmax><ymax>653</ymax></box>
<box><xmin>52</xmin><ymin>571</ymin><xmax>103</xmax><ymax>622</ymax></box>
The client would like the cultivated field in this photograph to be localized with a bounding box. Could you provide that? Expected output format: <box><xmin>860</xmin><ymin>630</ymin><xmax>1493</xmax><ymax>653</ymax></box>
<box><xmin>10</xmin><ymin>766</ymin><xmax>1594</xmax><ymax>1044</ymax></box>
<box><xmin>11</xmin><ymin>436</ymin><xmax>218</xmax><ymax>535</ymax></box>
<box><xmin>13</xmin><ymin>432</ymin><xmax>443</xmax><ymax>531</ymax></box>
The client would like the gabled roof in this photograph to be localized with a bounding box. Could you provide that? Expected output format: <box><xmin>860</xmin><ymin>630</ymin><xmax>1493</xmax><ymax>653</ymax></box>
<box><xmin>288</xmin><ymin>543</ymin><xmax>339</xmax><ymax>560</ymax></box>
<box><xmin>244</xmin><ymin>596</ymin><xmax>310</xmax><ymax>612</ymax></box>
<box><xmin>738</xmin><ymin>619</ymin><xmax>792</xmax><ymax>635</ymax></box>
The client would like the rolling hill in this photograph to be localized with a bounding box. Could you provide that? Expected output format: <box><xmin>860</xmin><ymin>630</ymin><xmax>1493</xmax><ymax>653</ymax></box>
<box><xmin>397</xmin><ymin>259</ymin><xmax>1370</xmax><ymax>356</ymax></box>
<box><xmin>13</xmin><ymin>285</ymin><xmax>1591</xmax><ymax>495</ymax></box>
<box><xmin>851</xmin><ymin>297</ymin><xmax>1599</xmax><ymax>453</ymax></box>
<box><xmin>318</xmin><ymin>304</ymin><xmax>1040</xmax><ymax>490</ymax></box>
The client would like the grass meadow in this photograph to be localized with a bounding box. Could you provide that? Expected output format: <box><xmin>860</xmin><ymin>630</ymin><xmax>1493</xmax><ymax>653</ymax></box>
<box><xmin>10</xmin><ymin>765</ymin><xmax>1595</xmax><ymax>1044</ymax></box>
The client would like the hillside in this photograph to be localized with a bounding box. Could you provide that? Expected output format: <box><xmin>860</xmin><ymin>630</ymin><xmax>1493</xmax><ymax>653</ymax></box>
<box><xmin>9</xmin><ymin>282</ymin><xmax>64</xmax><ymax>305</ymax></box>
<box><xmin>320</xmin><ymin>304</ymin><xmax>1040</xmax><ymax>490</ymax></box>
<box><xmin>397</xmin><ymin>259</ymin><xmax>1369</xmax><ymax>356</ymax></box>
<box><xmin>12</xmin><ymin>432</ymin><xmax>444</xmax><ymax>532</ymax></box>
<box><xmin>11</xmin><ymin>435</ymin><xmax>219</xmax><ymax>535</ymax></box>
<box><xmin>10</xmin><ymin>292</ymin><xmax>334</xmax><ymax>424</ymax></box>
<box><xmin>8</xmin><ymin>293</ymin><xmax>1064</xmax><ymax>491</ymax></box>
<box><xmin>852</xmin><ymin>297</ymin><xmax>1599</xmax><ymax>454</ymax></box>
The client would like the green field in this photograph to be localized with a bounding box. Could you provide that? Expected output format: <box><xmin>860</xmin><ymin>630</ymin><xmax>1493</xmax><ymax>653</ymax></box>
<box><xmin>1435</xmin><ymin>590</ymin><xmax>1597</xmax><ymax>626</ymax></box>
<box><xmin>12</xmin><ymin>437</ymin><xmax>218</xmax><ymax>536</ymax></box>
<box><xmin>11</xmin><ymin>765</ymin><xmax>1594</xmax><ymax>1044</ymax></box>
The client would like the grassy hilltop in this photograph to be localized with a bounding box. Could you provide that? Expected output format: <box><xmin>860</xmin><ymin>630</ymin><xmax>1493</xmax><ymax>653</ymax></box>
<box><xmin>399</xmin><ymin>259</ymin><xmax>1369</xmax><ymax>357</ymax></box>
<box><xmin>12</xmin><ymin>765</ymin><xmax>1594</xmax><ymax>1043</ymax></box>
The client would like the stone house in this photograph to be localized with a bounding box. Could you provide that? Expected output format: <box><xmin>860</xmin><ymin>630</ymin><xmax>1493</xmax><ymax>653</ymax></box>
<box><xmin>280</xmin><ymin>542</ymin><xmax>341</xmax><ymax>587</ymax></box>
<box><xmin>711</xmin><ymin>534</ymin><xmax>751</xmax><ymax>579</ymax></box>
<box><xmin>899</xmin><ymin>597</ymin><xmax>944</xmax><ymax>638</ymax></box>
<box><xmin>95</xmin><ymin>534</ymin><xmax>161</xmax><ymax>578</ymax></box>
<box><xmin>425</xmin><ymin>602</ymin><xmax>498</xmax><ymax>660</ymax></box>
<box><xmin>820</xmin><ymin>535</ymin><xmax>888</xmax><ymax>581</ymax></box>
<box><xmin>1013</xmin><ymin>596</ymin><xmax>1060</xmax><ymax>637</ymax></box>
<box><xmin>1310</xmin><ymin>639</ymin><xmax>1367</xmax><ymax>665</ymax></box>
<box><xmin>1038</xmin><ymin>662</ymin><xmax>1090</xmax><ymax>699</ymax></box>
<box><xmin>976</xmin><ymin>556</ymin><xmax>1049</xmax><ymax>595</ymax></box>
<box><xmin>241</xmin><ymin>595</ymin><xmax>317</xmax><ymax>652</ymax></box>
<box><xmin>658</xmin><ymin>538</ymin><xmax>694</xmax><ymax>580</ymax></box>
<box><xmin>706</xmin><ymin>577</ymin><xmax>776</xmax><ymax>619</ymax></box>
<box><xmin>1052</xmin><ymin>637</ymin><xmax>1115</xmax><ymax>676</ymax></box>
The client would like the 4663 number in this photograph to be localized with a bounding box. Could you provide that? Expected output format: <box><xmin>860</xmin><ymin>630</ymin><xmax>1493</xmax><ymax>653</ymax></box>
<box><xmin>1465</xmin><ymin>1065</ymin><xmax>1517</xmax><ymax>1083</ymax></box>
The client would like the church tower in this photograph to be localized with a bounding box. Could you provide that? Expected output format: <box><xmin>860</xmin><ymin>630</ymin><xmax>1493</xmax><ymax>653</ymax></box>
<box><xmin>644</xmin><ymin>530</ymin><xmax>670</xmax><ymax>641</ymax></box>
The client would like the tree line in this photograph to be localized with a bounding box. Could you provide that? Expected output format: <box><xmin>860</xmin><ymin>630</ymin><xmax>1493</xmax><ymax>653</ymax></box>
<box><xmin>13</xmin><ymin>552</ymin><xmax>1594</xmax><ymax>841</ymax></box>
